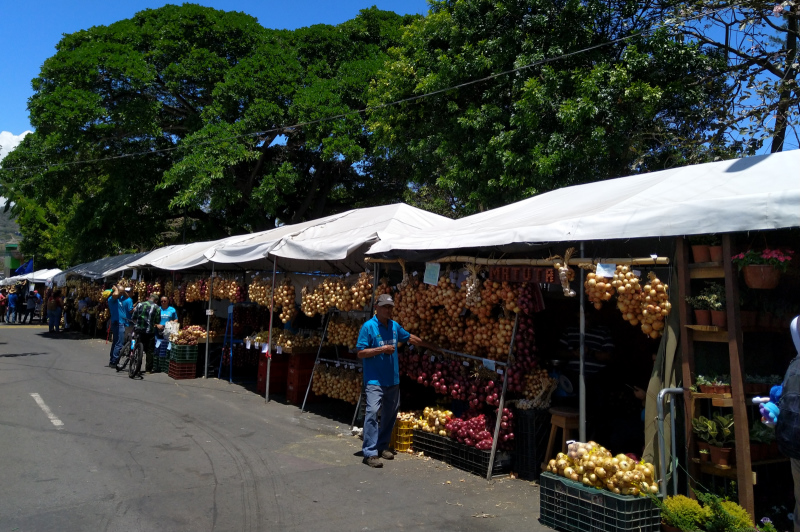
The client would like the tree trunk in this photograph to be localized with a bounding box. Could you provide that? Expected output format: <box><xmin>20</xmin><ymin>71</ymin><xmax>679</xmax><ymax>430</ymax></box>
<box><xmin>771</xmin><ymin>5</ymin><xmax>797</xmax><ymax>153</ymax></box>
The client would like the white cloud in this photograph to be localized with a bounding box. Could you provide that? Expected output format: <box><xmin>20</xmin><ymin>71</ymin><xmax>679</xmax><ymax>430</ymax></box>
<box><xmin>0</xmin><ymin>130</ymin><xmax>32</xmax><ymax>162</ymax></box>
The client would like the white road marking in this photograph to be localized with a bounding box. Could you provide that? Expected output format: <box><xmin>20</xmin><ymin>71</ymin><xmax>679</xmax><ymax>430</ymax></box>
<box><xmin>30</xmin><ymin>393</ymin><xmax>64</xmax><ymax>429</ymax></box>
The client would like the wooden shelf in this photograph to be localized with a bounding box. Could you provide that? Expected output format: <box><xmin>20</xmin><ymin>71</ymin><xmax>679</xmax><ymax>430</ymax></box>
<box><xmin>690</xmin><ymin>329</ymin><xmax>728</xmax><ymax>343</ymax></box>
<box><xmin>688</xmin><ymin>263</ymin><xmax>725</xmax><ymax>279</ymax></box>
<box><xmin>691</xmin><ymin>457</ymin><xmax>789</xmax><ymax>484</ymax></box>
<box><xmin>691</xmin><ymin>391</ymin><xmax>733</xmax><ymax>407</ymax></box>
<box><xmin>685</xmin><ymin>324</ymin><xmax>725</xmax><ymax>332</ymax></box>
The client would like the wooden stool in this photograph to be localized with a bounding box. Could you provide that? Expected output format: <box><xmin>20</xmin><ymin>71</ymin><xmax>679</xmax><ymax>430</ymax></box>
<box><xmin>541</xmin><ymin>406</ymin><xmax>579</xmax><ymax>470</ymax></box>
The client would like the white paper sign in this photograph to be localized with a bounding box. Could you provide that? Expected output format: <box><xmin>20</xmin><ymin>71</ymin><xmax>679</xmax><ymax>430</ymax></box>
<box><xmin>276</xmin><ymin>346</ymin><xmax>282</xmax><ymax>354</ymax></box>
<box><xmin>227</xmin><ymin>304</ymin><xmax>234</xmax><ymax>315</ymax></box>
<box><xmin>261</xmin><ymin>344</ymin><xmax>268</xmax><ymax>354</ymax></box>
<box><xmin>155</xmin><ymin>339</ymin><xmax>162</xmax><ymax>348</ymax></box>
<box><xmin>462</xmin><ymin>361</ymin><xmax>470</xmax><ymax>367</ymax></box>
<box><xmin>246</xmin><ymin>339</ymin><xmax>251</xmax><ymax>349</ymax></box>
<box><xmin>482</xmin><ymin>358</ymin><xmax>496</xmax><ymax>371</ymax></box>
<box><xmin>595</xmin><ymin>263</ymin><xmax>616</xmax><ymax>278</ymax></box>
<box><xmin>423</xmin><ymin>262</ymin><xmax>441</xmax><ymax>286</ymax></box>
<box><xmin>497</xmin><ymin>368</ymin><xmax>504</xmax><ymax>375</ymax></box>
<box><xmin>633</xmin><ymin>269</ymin><xmax>642</xmax><ymax>277</ymax></box>
<box><xmin>167</xmin><ymin>342</ymin><xmax>172</xmax><ymax>351</ymax></box>
<box><xmin>430</xmin><ymin>355</ymin><xmax>436</xmax><ymax>362</ymax></box>
<box><xmin>205</xmin><ymin>309</ymin><xmax>214</xmax><ymax>316</ymax></box>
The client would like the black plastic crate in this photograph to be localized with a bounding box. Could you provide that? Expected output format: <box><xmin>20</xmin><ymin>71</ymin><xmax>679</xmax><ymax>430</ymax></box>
<box><xmin>412</xmin><ymin>429</ymin><xmax>450</xmax><ymax>462</ymax></box>
<box><xmin>515</xmin><ymin>408</ymin><xmax>551</xmax><ymax>480</ymax></box>
<box><xmin>539</xmin><ymin>472</ymin><xmax>661</xmax><ymax>532</ymax></box>
<box><xmin>448</xmin><ymin>439</ymin><xmax>512</xmax><ymax>477</ymax></box>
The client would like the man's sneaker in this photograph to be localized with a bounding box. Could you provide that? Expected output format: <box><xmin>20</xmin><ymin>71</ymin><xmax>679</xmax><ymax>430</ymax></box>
<box><xmin>380</xmin><ymin>450</ymin><xmax>395</xmax><ymax>460</ymax></box>
<box><xmin>363</xmin><ymin>456</ymin><xmax>383</xmax><ymax>468</ymax></box>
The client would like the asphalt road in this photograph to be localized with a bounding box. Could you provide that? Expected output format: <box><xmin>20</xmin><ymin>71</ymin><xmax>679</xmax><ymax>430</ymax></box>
<box><xmin>0</xmin><ymin>325</ymin><xmax>545</xmax><ymax>532</ymax></box>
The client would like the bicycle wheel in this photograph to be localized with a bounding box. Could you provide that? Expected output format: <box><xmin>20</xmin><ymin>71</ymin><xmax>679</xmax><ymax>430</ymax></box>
<box><xmin>129</xmin><ymin>343</ymin><xmax>143</xmax><ymax>379</ymax></box>
<box><xmin>116</xmin><ymin>345</ymin><xmax>130</xmax><ymax>372</ymax></box>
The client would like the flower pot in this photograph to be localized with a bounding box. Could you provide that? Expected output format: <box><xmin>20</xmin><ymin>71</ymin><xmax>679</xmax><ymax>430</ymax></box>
<box><xmin>691</xmin><ymin>245</ymin><xmax>711</xmax><ymax>263</ymax></box>
<box><xmin>757</xmin><ymin>312</ymin><xmax>774</xmax><ymax>328</ymax></box>
<box><xmin>694</xmin><ymin>309</ymin><xmax>712</xmax><ymax>326</ymax></box>
<box><xmin>743</xmin><ymin>264</ymin><xmax>780</xmax><ymax>289</ymax></box>
<box><xmin>710</xmin><ymin>310</ymin><xmax>727</xmax><ymax>328</ymax></box>
<box><xmin>709</xmin><ymin>446</ymin><xmax>734</xmax><ymax>467</ymax></box>
<box><xmin>740</xmin><ymin>310</ymin><xmax>757</xmax><ymax>328</ymax></box>
<box><xmin>697</xmin><ymin>441</ymin><xmax>711</xmax><ymax>462</ymax></box>
<box><xmin>698</xmin><ymin>385</ymin><xmax>713</xmax><ymax>394</ymax></box>
<box><xmin>709</xmin><ymin>245</ymin><xmax>723</xmax><ymax>262</ymax></box>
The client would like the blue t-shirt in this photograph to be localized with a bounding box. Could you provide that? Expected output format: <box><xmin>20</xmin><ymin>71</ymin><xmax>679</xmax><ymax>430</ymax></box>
<box><xmin>159</xmin><ymin>305</ymin><xmax>178</xmax><ymax>326</ymax></box>
<box><xmin>107</xmin><ymin>296</ymin><xmax>119</xmax><ymax>322</ymax></box>
<box><xmin>8</xmin><ymin>293</ymin><xmax>18</xmax><ymax>308</ymax></box>
<box><xmin>119</xmin><ymin>296</ymin><xmax>133</xmax><ymax>326</ymax></box>
<box><xmin>356</xmin><ymin>316</ymin><xmax>410</xmax><ymax>387</ymax></box>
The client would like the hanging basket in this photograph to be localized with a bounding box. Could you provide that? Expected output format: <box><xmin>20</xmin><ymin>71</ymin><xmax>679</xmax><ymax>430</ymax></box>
<box><xmin>742</xmin><ymin>265</ymin><xmax>780</xmax><ymax>289</ymax></box>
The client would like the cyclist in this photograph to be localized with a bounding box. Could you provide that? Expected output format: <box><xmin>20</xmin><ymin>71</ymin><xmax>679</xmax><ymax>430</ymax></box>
<box><xmin>131</xmin><ymin>293</ymin><xmax>162</xmax><ymax>375</ymax></box>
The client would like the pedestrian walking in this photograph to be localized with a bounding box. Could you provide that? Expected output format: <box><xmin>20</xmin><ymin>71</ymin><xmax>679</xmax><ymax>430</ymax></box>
<box><xmin>46</xmin><ymin>290</ymin><xmax>64</xmax><ymax>333</ymax></box>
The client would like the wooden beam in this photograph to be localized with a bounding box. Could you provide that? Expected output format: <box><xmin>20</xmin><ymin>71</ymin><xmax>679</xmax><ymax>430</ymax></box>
<box><xmin>677</xmin><ymin>237</ymin><xmax>699</xmax><ymax>491</ymax></box>
<box><xmin>722</xmin><ymin>233</ymin><xmax>754</xmax><ymax>519</ymax></box>
<box><xmin>365</xmin><ymin>256</ymin><xmax>670</xmax><ymax>266</ymax></box>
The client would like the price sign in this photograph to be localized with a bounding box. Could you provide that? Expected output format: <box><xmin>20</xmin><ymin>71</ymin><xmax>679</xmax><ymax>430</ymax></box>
<box><xmin>335</xmin><ymin>362</ymin><xmax>341</xmax><ymax>368</ymax></box>
<box><xmin>276</xmin><ymin>346</ymin><xmax>282</xmax><ymax>354</ymax></box>
<box><xmin>167</xmin><ymin>342</ymin><xmax>172</xmax><ymax>351</ymax></box>
<box><xmin>206</xmin><ymin>309</ymin><xmax>214</xmax><ymax>316</ymax></box>
<box><xmin>423</xmin><ymin>262</ymin><xmax>441</xmax><ymax>286</ymax></box>
<box><xmin>463</xmin><ymin>361</ymin><xmax>470</xmax><ymax>367</ymax></box>
<box><xmin>155</xmin><ymin>339</ymin><xmax>162</xmax><ymax>348</ymax></box>
<box><xmin>227</xmin><ymin>304</ymin><xmax>234</xmax><ymax>315</ymax></box>
<box><xmin>596</xmin><ymin>263</ymin><xmax>616</xmax><ymax>278</ymax></box>
<box><xmin>430</xmin><ymin>356</ymin><xmax>436</xmax><ymax>362</ymax></box>
<box><xmin>349</xmin><ymin>364</ymin><xmax>355</xmax><ymax>370</ymax></box>
<box><xmin>245</xmin><ymin>339</ymin><xmax>251</xmax><ymax>349</ymax></box>
<box><xmin>482</xmin><ymin>358</ymin><xmax>496</xmax><ymax>371</ymax></box>
<box><xmin>261</xmin><ymin>344</ymin><xmax>268</xmax><ymax>353</ymax></box>
<box><xmin>497</xmin><ymin>368</ymin><xmax>504</xmax><ymax>375</ymax></box>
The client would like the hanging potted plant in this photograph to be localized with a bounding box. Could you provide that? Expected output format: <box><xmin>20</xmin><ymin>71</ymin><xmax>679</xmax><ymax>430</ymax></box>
<box><xmin>731</xmin><ymin>248</ymin><xmax>794</xmax><ymax>289</ymax></box>
<box><xmin>691</xmin><ymin>417</ymin><xmax>713</xmax><ymax>462</ymax></box>
<box><xmin>708</xmin><ymin>414</ymin><xmax>735</xmax><ymax>466</ymax></box>
<box><xmin>685</xmin><ymin>294</ymin><xmax>712</xmax><ymax>326</ymax></box>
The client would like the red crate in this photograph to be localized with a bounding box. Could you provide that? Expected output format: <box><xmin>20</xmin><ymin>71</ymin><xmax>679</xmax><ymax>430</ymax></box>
<box><xmin>288</xmin><ymin>351</ymin><xmax>317</xmax><ymax>371</ymax></box>
<box><xmin>258</xmin><ymin>360</ymin><xmax>288</xmax><ymax>395</ymax></box>
<box><xmin>168</xmin><ymin>361</ymin><xmax>196</xmax><ymax>380</ymax></box>
<box><xmin>287</xmin><ymin>367</ymin><xmax>314</xmax><ymax>390</ymax></box>
<box><xmin>286</xmin><ymin>381</ymin><xmax>319</xmax><ymax>405</ymax></box>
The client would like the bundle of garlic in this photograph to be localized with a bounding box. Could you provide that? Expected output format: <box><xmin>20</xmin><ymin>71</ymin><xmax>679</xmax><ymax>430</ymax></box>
<box><xmin>275</xmin><ymin>280</ymin><xmax>296</xmax><ymax>323</ymax></box>
<box><xmin>464</xmin><ymin>264</ymin><xmax>482</xmax><ymax>307</ymax></box>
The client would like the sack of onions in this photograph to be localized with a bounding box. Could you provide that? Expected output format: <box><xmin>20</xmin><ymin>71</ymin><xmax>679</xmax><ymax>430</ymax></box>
<box><xmin>584</xmin><ymin>269</ymin><xmax>615</xmax><ymax>309</ymax></box>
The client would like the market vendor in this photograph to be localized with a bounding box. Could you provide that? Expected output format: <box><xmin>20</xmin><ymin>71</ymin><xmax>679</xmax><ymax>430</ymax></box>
<box><xmin>356</xmin><ymin>293</ymin><xmax>441</xmax><ymax>468</ymax></box>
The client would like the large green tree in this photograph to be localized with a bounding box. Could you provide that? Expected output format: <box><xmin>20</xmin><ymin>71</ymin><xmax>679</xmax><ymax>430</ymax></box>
<box><xmin>368</xmin><ymin>0</ymin><xmax>742</xmax><ymax>215</ymax></box>
<box><xmin>0</xmin><ymin>4</ymin><xmax>414</xmax><ymax>265</ymax></box>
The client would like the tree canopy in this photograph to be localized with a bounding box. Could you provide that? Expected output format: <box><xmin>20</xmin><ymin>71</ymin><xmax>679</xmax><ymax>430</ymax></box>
<box><xmin>0</xmin><ymin>4</ymin><xmax>415</xmax><ymax>266</ymax></box>
<box><xmin>367</xmin><ymin>0</ymin><xmax>742</xmax><ymax>215</ymax></box>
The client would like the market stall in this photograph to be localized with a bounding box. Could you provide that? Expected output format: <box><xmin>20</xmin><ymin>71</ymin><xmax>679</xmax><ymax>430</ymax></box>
<box><xmin>366</xmin><ymin>150</ymin><xmax>799</xmax><ymax>516</ymax></box>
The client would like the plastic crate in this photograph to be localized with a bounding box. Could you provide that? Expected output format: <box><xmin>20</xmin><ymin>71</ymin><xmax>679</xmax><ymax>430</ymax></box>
<box><xmin>539</xmin><ymin>472</ymin><xmax>661</xmax><ymax>532</ymax></box>
<box><xmin>412</xmin><ymin>429</ymin><xmax>450</xmax><ymax>461</ymax></box>
<box><xmin>515</xmin><ymin>408</ymin><xmax>551</xmax><ymax>480</ymax></box>
<box><xmin>390</xmin><ymin>420</ymin><xmax>414</xmax><ymax>452</ymax></box>
<box><xmin>448</xmin><ymin>439</ymin><xmax>512</xmax><ymax>477</ymax></box>
<box><xmin>258</xmin><ymin>358</ymin><xmax>288</xmax><ymax>395</ymax></box>
<box><xmin>168</xmin><ymin>360</ymin><xmax>197</xmax><ymax>380</ymax></box>
<box><xmin>286</xmin><ymin>382</ymin><xmax>319</xmax><ymax>405</ymax></box>
<box><xmin>154</xmin><ymin>356</ymin><xmax>170</xmax><ymax>373</ymax></box>
<box><xmin>170</xmin><ymin>344</ymin><xmax>198</xmax><ymax>363</ymax></box>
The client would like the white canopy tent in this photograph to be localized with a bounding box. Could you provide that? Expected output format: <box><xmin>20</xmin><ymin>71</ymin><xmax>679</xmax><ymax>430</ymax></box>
<box><xmin>206</xmin><ymin>203</ymin><xmax>454</xmax><ymax>272</ymax></box>
<box><xmin>368</xmin><ymin>150</ymin><xmax>800</xmax><ymax>255</ymax></box>
<box><xmin>53</xmin><ymin>253</ymin><xmax>149</xmax><ymax>286</ymax></box>
<box><xmin>1</xmin><ymin>268</ymin><xmax>63</xmax><ymax>286</ymax></box>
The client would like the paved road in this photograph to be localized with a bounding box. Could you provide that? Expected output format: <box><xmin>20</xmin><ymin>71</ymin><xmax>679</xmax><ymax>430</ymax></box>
<box><xmin>0</xmin><ymin>325</ymin><xmax>545</xmax><ymax>532</ymax></box>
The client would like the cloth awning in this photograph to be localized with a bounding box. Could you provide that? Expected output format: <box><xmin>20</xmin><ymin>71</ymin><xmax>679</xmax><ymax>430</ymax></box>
<box><xmin>53</xmin><ymin>253</ymin><xmax>149</xmax><ymax>285</ymax></box>
<box><xmin>1</xmin><ymin>268</ymin><xmax>62</xmax><ymax>286</ymax></box>
<box><xmin>206</xmin><ymin>204</ymin><xmax>453</xmax><ymax>272</ymax></box>
<box><xmin>368</xmin><ymin>150</ymin><xmax>800</xmax><ymax>256</ymax></box>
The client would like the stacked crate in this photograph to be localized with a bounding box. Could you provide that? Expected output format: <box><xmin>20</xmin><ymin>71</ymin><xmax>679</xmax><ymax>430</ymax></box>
<box><xmin>286</xmin><ymin>351</ymin><xmax>318</xmax><ymax>405</ymax></box>
<box><xmin>168</xmin><ymin>345</ymin><xmax>198</xmax><ymax>380</ymax></box>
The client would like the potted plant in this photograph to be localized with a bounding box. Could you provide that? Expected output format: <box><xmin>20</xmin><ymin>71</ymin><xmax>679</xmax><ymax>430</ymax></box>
<box><xmin>708</xmin><ymin>414</ymin><xmax>735</xmax><ymax>466</ymax></box>
<box><xmin>731</xmin><ymin>248</ymin><xmax>794</xmax><ymax>289</ymax></box>
<box><xmin>694</xmin><ymin>374</ymin><xmax>713</xmax><ymax>394</ymax></box>
<box><xmin>702</xmin><ymin>282</ymin><xmax>727</xmax><ymax>328</ymax></box>
<box><xmin>707</xmin><ymin>236</ymin><xmax>723</xmax><ymax>263</ymax></box>
<box><xmin>710</xmin><ymin>374</ymin><xmax>731</xmax><ymax>395</ymax></box>
<box><xmin>691</xmin><ymin>416</ymin><xmax>714</xmax><ymax>461</ymax></box>
<box><xmin>685</xmin><ymin>294</ymin><xmax>712</xmax><ymax>326</ymax></box>
<box><xmin>749</xmin><ymin>421</ymin><xmax>776</xmax><ymax>462</ymax></box>
<box><xmin>659</xmin><ymin>495</ymin><xmax>709</xmax><ymax>532</ymax></box>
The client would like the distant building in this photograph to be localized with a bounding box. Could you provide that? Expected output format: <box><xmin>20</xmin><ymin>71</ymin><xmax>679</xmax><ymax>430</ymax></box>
<box><xmin>4</xmin><ymin>242</ymin><xmax>22</xmax><ymax>279</ymax></box>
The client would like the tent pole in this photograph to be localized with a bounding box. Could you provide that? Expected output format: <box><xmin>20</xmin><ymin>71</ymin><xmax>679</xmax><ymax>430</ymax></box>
<box><xmin>265</xmin><ymin>256</ymin><xmax>277</xmax><ymax>403</ymax></box>
<box><xmin>579</xmin><ymin>241</ymin><xmax>586</xmax><ymax>441</ymax></box>
<box><xmin>487</xmin><ymin>312</ymin><xmax>518</xmax><ymax>480</ymax></box>
<box><xmin>204</xmin><ymin>263</ymin><xmax>215</xmax><ymax>379</ymax></box>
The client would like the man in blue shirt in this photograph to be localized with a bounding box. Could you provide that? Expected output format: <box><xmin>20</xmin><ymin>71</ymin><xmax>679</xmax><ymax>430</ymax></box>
<box><xmin>107</xmin><ymin>284</ymin><xmax>128</xmax><ymax>368</ymax></box>
<box><xmin>356</xmin><ymin>294</ymin><xmax>439</xmax><ymax>468</ymax></box>
<box><xmin>7</xmin><ymin>288</ymin><xmax>19</xmax><ymax>324</ymax></box>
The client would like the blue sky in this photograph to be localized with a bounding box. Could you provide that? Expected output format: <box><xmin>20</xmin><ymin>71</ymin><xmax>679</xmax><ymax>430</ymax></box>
<box><xmin>0</xmin><ymin>0</ymin><xmax>429</xmax><ymax>145</ymax></box>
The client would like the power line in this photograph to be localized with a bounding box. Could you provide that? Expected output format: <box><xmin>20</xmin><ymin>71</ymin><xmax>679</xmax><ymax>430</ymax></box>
<box><xmin>0</xmin><ymin>6</ymin><xmax>735</xmax><ymax>175</ymax></box>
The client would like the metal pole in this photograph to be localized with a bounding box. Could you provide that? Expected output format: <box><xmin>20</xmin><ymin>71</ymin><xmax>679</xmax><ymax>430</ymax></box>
<box><xmin>351</xmin><ymin>384</ymin><xmax>364</xmax><ymax>431</ymax></box>
<box><xmin>301</xmin><ymin>312</ymin><xmax>331</xmax><ymax>412</ymax></box>
<box><xmin>265</xmin><ymin>257</ymin><xmax>277</xmax><ymax>403</ymax></box>
<box><xmin>657</xmin><ymin>387</ymin><xmax>684</xmax><ymax>497</ymax></box>
<box><xmin>487</xmin><ymin>312</ymin><xmax>518</xmax><ymax>480</ymax></box>
<box><xmin>204</xmin><ymin>263</ymin><xmax>215</xmax><ymax>379</ymax></box>
<box><xmin>578</xmin><ymin>241</ymin><xmax>586</xmax><ymax>441</ymax></box>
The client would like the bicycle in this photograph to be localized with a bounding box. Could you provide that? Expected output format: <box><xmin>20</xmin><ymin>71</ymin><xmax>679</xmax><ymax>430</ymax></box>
<box><xmin>116</xmin><ymin>330</ymin><xmax>144</xmax><ymax>379</ymax></box>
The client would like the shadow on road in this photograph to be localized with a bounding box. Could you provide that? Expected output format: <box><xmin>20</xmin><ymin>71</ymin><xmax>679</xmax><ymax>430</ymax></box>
<box><xmin>0</xmin><ymin>352</ymin><xmax>49</xmax><ymax>358</ymax></box>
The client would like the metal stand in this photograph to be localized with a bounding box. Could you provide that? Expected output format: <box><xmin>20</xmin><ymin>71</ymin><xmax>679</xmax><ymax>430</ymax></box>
<box><xmin>218</xmin><ymin>304</ymin><xmax>236</xmax><ymax>382</ymax></box>
<box><xmin>657</xmin><ymin>387</ymin><xmax>683</xmax><ymax>497</ymax></box>
<box><xmin>301</xmin><ymin>312</ymin><xmax>332</xmax><ymax>412</ymax></box>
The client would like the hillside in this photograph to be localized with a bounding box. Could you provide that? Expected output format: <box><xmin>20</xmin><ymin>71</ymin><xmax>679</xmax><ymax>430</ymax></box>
<box><xmin>0</xmin><ymin>208</ymin><xmax>21</xmax><ymax>243</ymax></box>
